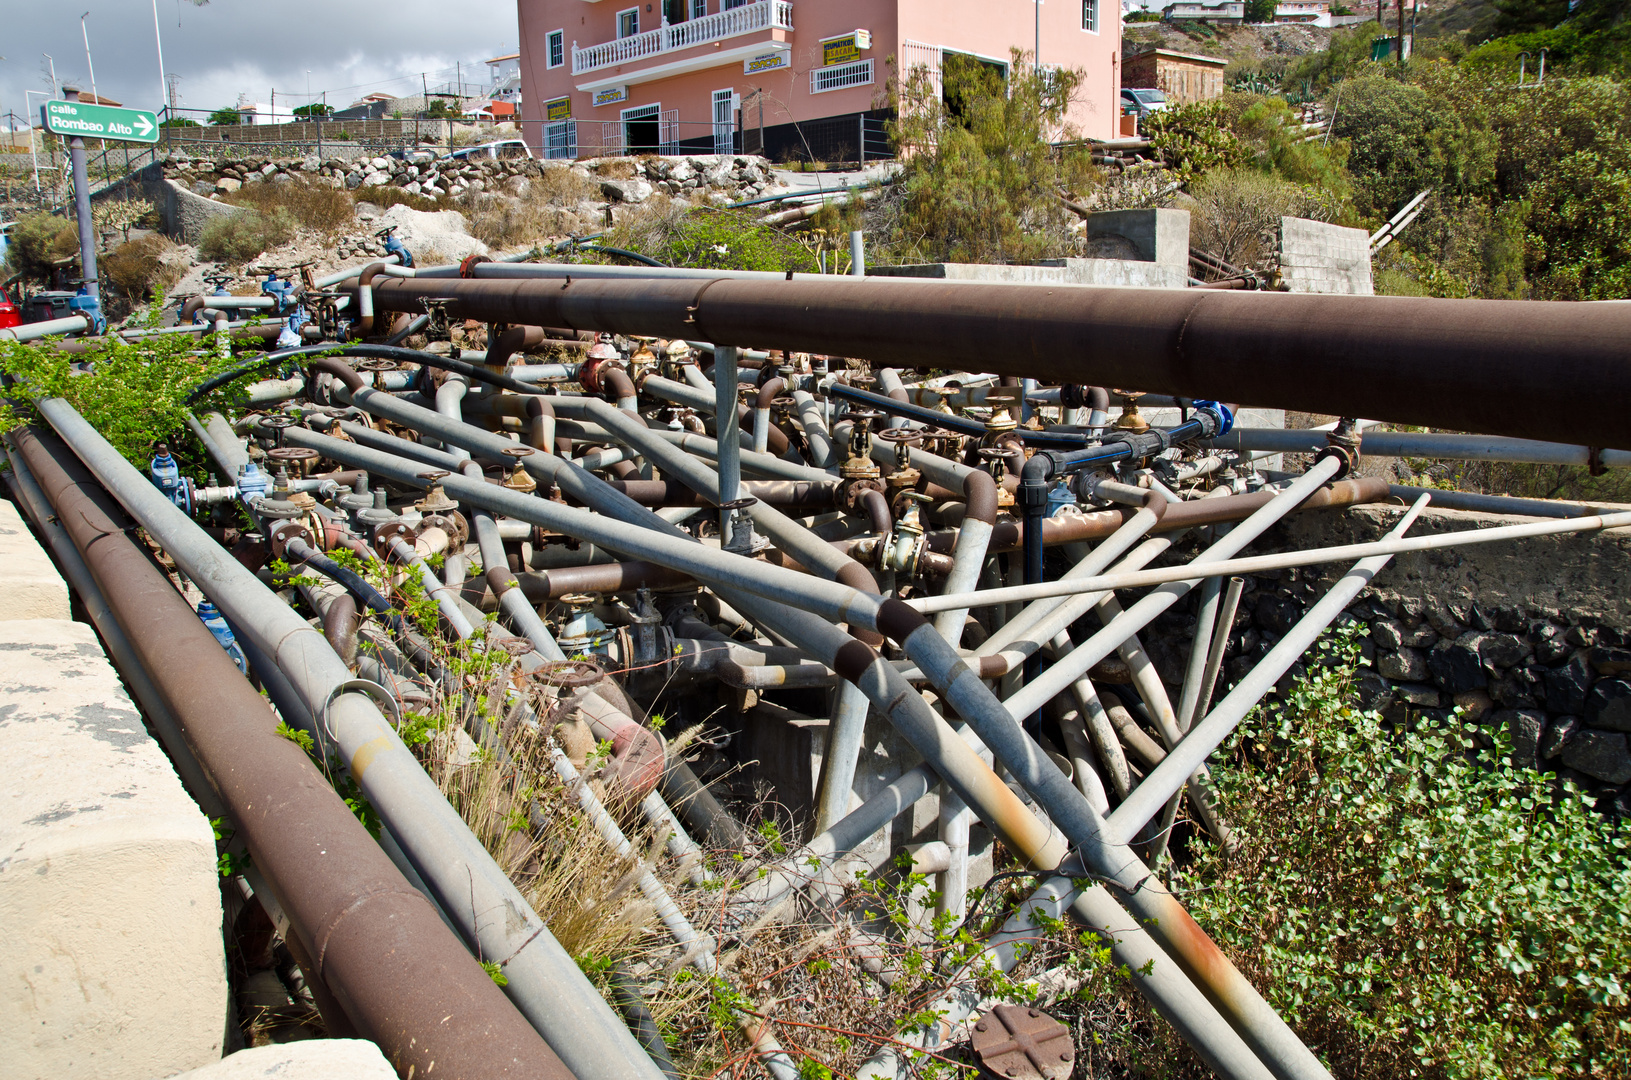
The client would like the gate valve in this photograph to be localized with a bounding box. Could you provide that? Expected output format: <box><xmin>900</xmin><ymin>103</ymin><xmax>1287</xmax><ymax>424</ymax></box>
<box><xmin>259</xmin><ymin>269</ymin><xmax>299</xmax><ymax>316</ymax></box>
<box><xmin>148</xmin><ymin>443</ymin><xmax>194</xmax><ymax>514</ymax></box>
<box><xmin>720</xmin><ymin>498</ymin><xmax>770</xmax><ymax>557</ymax></box>
<box><xmin>195</xmin><ymin>600</ymin><xmax>249</xmax><ymax>674</ymax></box>
<box><xmin>356</xmin><ymin>488</ymin><xmax>398</xmax><ymax>532</ymax></box>
<box><xmin>1317</xmin><ymin>417</ymin><xmax>1363</xmax><ymax>478</ymax></box>
<box><xmin>977</xmin><ymin>447</ymin><xmax>1018</xmax><ymax>511</ymax></box>
<box><xmin>413</xmin><ymin>471</ymin><xmax>459</xmax><ymax>514</ymax></box>
<box><xmin>501</xmin><ymin>446</ymin><xmax>538</xmax><ymax>493</ymax></box>
<box><xmin>882</xmin><ymin>492</ymin><xmax>932</xmax><ymax>577</ymax></box>
<box><xmin>1112</xmin><ymin>389</ymin><xmax>1150</xmax><ymax>433</ymax></box>
<box><xmin>376</xmin><ymin>225</ymin><xmax>415</xmax><ymax>268</ymax></box>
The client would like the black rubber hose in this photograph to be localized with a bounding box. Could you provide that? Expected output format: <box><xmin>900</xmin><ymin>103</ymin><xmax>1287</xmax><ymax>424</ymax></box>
<box><xmin>185</xmin><ymin>355</ymin><xmax>289</xmax><ymax>405</ymax></box>
<box><xmin>572</xmin><ymin>245</ymin><xmax>668</xmax><ymax>268</ymax></box>
<box><xmin>269</xmin><ymin>343</ymin><xmax>546</xmax><ymax>396</ymax></box>
<box><xmin>607</xmin><ymin>965</ymin><xmax>681</xmax><ymax>1080</ymax></box>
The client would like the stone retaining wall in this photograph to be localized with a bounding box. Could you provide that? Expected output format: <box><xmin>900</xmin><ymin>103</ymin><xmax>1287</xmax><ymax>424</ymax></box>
<box><xmin>153</xmin><ymin>152</ymin><xmax>779</xmax><ymax>207</ymax></box>
<box><xmin>1131</xmin><ymin>503</ymin><xmax>1631</xmax><ymax>817</ymax></box>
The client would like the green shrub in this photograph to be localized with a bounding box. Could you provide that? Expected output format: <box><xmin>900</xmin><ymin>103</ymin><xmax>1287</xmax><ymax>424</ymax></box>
<box><xmin>1145</xmin><ymin>100</ymin><xmax>1249</xmax><ymax>182</ymax></box>
<box><xmin>0</xmin><ymin>334</ymin><xmax>245</xmax><ymax>464</ymax></box>
<box><xmin>3</xmin><ymin>211</ymin><xmax>80</xmax><ymax>283</ymax></box>
<box><xmin>886</xmin><ymin>48</ymin><xmax>1099</xmax><ymax>264</ymax></box>
<box><xmin>198</xmin><ymin>208</ymin><xmax>297</xmax><ymax>264</ymax></box>
<box><xmin>606</xmin><ymin>205</ymin><xmax>818</xmax><ymax>273</ymax></box>
<box><xmin>1179</xmin><ymin>628</ymin><xmax>1631</xmax><ymax>1080</ymax></box>
<box><xmin>103</xmin><ymin>235</ymin><xmax>186</xmax><ymax>303</ymax></box>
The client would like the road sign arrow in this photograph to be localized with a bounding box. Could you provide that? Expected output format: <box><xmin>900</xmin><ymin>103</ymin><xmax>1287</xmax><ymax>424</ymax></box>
<box><xmin>132</xmin><ymin>115</ymin><xmax>154</xmax><ymax>138</ymax></box>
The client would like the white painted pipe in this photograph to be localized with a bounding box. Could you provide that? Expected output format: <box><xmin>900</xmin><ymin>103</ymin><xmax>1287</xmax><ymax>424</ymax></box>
<box><xmin>0</xmin><ymin>315</ymin><xmax>90</xmax><ymax>341</ymax></box>
<box><xmin>911</xmin><ymin>504</ymin><xmax>1631</xmax><ymax>614</ymax></box>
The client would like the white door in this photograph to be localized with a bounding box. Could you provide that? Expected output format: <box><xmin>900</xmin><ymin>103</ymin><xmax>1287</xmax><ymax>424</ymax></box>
<box><xmin>712</xmin><ymin>89</ymin><xmax>738</xmax><ymax>156</ymax></box>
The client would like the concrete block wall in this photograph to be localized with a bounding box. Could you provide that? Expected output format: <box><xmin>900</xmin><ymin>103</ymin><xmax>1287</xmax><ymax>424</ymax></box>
<box><xmin>0</xmin><ymin>489</ymin><xmax>228</xmax><ymax>1080</ymax></box>
<box><xmin>1278</xmin><ymin>216</ymin><xmax>1374</xmax><ymax>295</ymax></box>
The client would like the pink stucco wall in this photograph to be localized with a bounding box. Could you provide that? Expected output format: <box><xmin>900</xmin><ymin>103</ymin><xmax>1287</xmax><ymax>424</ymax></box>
<box><xmin>517</xmin><ymin>0</ymin><xmax>1121</xmax><ymax>155</ymax></box>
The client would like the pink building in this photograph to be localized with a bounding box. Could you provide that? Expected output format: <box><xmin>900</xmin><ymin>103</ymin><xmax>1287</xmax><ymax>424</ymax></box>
<box><xmin>516</xmin><ymin>0</ymin><xmax>1123</xmax><ymax>160</ymax></box>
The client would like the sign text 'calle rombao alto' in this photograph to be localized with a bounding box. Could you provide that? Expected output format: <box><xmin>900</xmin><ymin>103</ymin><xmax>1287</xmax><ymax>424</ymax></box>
<box><xmin>40</xmin><ymin>100</ymin><xmax>160</xmax><ymax>144</ymax></box>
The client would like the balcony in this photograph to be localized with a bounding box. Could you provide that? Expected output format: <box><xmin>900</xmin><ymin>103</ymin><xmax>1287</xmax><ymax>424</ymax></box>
<box><xmin>572</xmin><ymin>0</ymin><xmax>794</xmax><ymax>77</ymax></box>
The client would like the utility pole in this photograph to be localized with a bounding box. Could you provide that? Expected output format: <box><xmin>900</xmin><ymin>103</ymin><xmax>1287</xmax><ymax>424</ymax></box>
<box><xmin>80</xmin><ymin>13</ymin><xmax>99</xmax><ymax>104</ymax></box>
<box><xmin>62</xmin><ymin>87</ymin><xmax>99</xmax><ymax>302</ymax></box>
<box><xmin>1396</xmin><ymin>0</ymin><xmax>1405</xmax><ymax>63</ymax></box>
<box><xmin>152</xmin><ymin>0</ymin><xmax>168</xmax><ymax>116</ymax></box>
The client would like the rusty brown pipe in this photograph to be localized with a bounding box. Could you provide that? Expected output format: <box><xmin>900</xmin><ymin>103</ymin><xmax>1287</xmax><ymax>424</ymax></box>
<box><xmin>858</xmin><ymin>488</ymin><xmax>893</xmax><ymax>535</ymax></box>
<box><xmin>360</xmin><ymin>275</ymin><xmax>1631</xmax><ymax>448</ymax></box>
<box><xmin>860</xmin><ymin>476</ymin><xmax>1389</xmax><ymax>557</ymax></box>
<box><xmin>737</xmin><ymin>401</ymin><xmax>792</xmax><ymax>455</ymax></box>
<box><xmin>354</xmin><ymin>262</ymin><xmax>391</xmax><ymax>337</ymax></box>
<box><xmin>602</xmin><ymin>363</ymin><xmax>639</xmax><ymax>411</ymax></box>
<box><xmin>516</xmin><ymin>561</ymin><xmax>694</xmax><ymax>599</ymax></box>
<box><xmin>485</xmin><ymin>324</ymin><xmax>548</xmax><ymax>369</ymax></box>
<box><xmin>10</xmin><ymin>425</ymin><xmax>573</xmax><ymax>1080</ymax></box>
<box><xmin>323</xmin><ymin>592</ymin><xmax>361</xmax><ymax>667</ymax></box>
<box><xmin>755</xmin><ymin>376</ymin><xmax>786</xmax><ymax>411</ymax></box>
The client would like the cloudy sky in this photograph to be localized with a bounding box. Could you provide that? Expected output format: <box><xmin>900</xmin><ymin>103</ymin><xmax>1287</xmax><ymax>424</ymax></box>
<box><xmin>1</xmin><ymin>0</ymin><xmax>517</xmax><ymax>129</ymax></box>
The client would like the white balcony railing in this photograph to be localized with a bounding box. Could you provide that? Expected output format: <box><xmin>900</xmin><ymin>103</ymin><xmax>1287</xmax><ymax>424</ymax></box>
<box><xmin>572</xmin><ymin>0</ymin><xmax>793</xmax><ymax>76</ymax></box>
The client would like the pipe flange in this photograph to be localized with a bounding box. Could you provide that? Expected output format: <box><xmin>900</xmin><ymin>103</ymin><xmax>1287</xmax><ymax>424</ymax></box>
<box><xmin>421</xmin><ymin>510</ymin><xmax>469</xmax><ymax>549</ymax></box>
<box><xmin>268</xmin><ymin>520</ymin><xmax>316</xmax><ymax>561</ymax></box>
<box><xmin>1316</xmin><ymin>420</ymin><xmax>1363</xmax><ymax>480</ymax></box>
<box><xmin>374</xmin><ymin>519</ymin><xmax>415</xmax><ymax>550</ymax></box>
<box><xmin>458</xmin><ymin>254</ymin><xmax>491</xmax><ymax>278</ymax></box>
<box><xmin>839</xmin><ymin>476</ymin><xmax>886</xmax><ymax>511</ymax></box>
<box><xmin>537</xmin><ymin>658</ymin><xmax>605</xmax><ymax>690</ymax></box>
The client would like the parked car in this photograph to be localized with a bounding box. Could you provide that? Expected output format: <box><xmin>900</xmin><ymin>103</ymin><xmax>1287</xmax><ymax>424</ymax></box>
<box><xmin>1120</xmin><ymin>87</ymin><xmax>1169</xmax><ymax>119</ymax></box>
<box><xmin>0</xmin><ymin>286</ymin><xmax>20</xmax><ymax>330</ymax></box>
<box><xmin>439</xmin><ymin>139</ymin><xmax>533</xmax><ymax>162</ymax></box>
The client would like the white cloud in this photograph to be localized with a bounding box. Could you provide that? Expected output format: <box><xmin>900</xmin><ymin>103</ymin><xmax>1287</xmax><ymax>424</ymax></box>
<box><xmin>0</xmin><ymin>0</ymin><xmax>515</xmax><ymax>128</ymax></box>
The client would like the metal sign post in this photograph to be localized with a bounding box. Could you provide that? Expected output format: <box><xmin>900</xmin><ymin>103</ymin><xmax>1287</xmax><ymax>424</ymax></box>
<box><xmin>39</xmin><ymin>96</ymin><xmax>161</xmax><ymax>306</ymax></box>
<box><xmin>40</xmin><ymin>98</ymin><xmax>160</xmax><ymax>144</ymax></box>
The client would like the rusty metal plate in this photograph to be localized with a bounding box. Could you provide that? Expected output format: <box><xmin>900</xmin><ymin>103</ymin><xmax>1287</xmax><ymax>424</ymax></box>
<box><xmin>970</xmin><ymin>1004</ymin><xmax>1074</xmax><ymax>1080</ymax></box>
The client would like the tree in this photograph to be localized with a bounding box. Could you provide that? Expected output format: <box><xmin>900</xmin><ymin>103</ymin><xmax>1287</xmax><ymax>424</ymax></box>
<box><xmin>293</xmin><ymin>103</ymin><xmax>333</xmax><ymax>119</ymax></box>
<box><xmin>159</xmin><ymin>117</ymin><xmax>200</xmax><ymax>128</ymax></box>
<box><xmin>423</xmin><ymin>99</ymin><xmax>462</xmax><ymax>120</ymax></box>
<box><xmin>207</xmin><ymin>106</ymin><xmax>241</xmax><ymax>126</ymax></box>
<box><xmin>887</xmin><ymin>49</ymin><xmax>1098</xmax><ymax>265</ymax></box>
<box><xmin>1245</xmin><ymin>0</ymin><xmax>1278</xmax><ymax>23</ymax></box>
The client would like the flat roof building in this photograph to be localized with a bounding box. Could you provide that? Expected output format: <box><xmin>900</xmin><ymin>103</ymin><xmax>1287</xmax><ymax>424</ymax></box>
<box><xmin>1122</xmin><ymin>47</ymin><xmax>1227</xmax><ymax>103</ymax></box>
<box><xmin>517</xmin><ymin>0</ymin><xmax>1123</xmax><ymax>161</ymax></box>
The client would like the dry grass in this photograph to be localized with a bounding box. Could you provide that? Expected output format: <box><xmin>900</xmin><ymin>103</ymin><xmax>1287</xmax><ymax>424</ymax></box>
<box><xmin>225</xmin><ymin>178</ymin><xmax>355</xmax><ymax>235</ymax></box>
<box><xmin>103</xmin><ymin>235</ymin><xmax>187</xmax><ymax>303</ymax></box>
<box><xmin>460</xmin><ymin>167</ymin><xmax>605</xmax><ymax>248</ymax></box>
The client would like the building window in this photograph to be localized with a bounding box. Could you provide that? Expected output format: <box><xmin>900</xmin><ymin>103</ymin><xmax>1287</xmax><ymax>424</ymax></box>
<box><xmin>618</xmin><ymin>8</ymin><xmax>640</xmax><ymax>37</ymax></box>
<box><xmin>723</xmin><ymin>0</ymin><xmax>747</xmax><ymax>9</ymax></box>
<box><xmin>1082</xmin><ymin>0</ymin><xmax>1099</xmax><ymax>32</ymax></box>
<box><xmin>692</xmin><ymin>0</ymin><xmax>708</xmax><ymax>15</ymax></box>
<box><xmin>547</xmin><ymin>30</ymin><xmax>565</xmax><ymax>68</ymax></box>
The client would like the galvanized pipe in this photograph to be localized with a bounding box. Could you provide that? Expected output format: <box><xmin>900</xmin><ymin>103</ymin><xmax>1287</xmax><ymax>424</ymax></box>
<box><xmin>34</xmin><ymin>398</ymin><xmax>665</xmax><ymax>1080</ymax></box>
<box><xmin>8</xmin><ymin>423</ymin><xmax>572</xmax><ymax>1080</ymax></box>
<box><xmin>1211</xmin><ymin>427</ymin><xmax>1631</xmax><ymax>467</ymax></box>
<box><xmin>1106</xmin><ymin>497</ymin><xmax>1433</xmax><ymax>844</ymax></box>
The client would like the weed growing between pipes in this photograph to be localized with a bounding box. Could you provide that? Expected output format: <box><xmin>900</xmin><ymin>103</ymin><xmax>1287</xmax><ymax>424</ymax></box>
<box><xmin>1176</xmin><ymin>625</ymin><xmax>1631</xmax><ymax>1080</ymax></box>
<box><xmin>305</xmin><ymin>553</ymin><xmax>1197</xmax><ymax>1078</ymax></box>
<box><xmin>0</xmin><ymin>333</ymin><xmax>248</xmax><ymax>464</ymax></box>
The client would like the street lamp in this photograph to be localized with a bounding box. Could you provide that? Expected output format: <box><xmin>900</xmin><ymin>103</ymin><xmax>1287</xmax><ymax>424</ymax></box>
<box><xmin>80</xmin><ymin>13</ymin><xmax>99</xmax><ymax>104</ymax></box>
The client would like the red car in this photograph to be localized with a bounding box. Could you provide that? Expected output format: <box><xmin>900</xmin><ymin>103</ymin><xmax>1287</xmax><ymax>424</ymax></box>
<box><xmin>0</xmin><ymin>287</ymin><xmax>21</xmax><ymax>330</ymax></box>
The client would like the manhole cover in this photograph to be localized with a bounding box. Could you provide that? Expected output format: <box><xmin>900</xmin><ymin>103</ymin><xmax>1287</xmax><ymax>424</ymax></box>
<box><xmin>969</xmin><ymin>1004</ymin><xmax>1074</xmax><ymax>1080</ymax></box>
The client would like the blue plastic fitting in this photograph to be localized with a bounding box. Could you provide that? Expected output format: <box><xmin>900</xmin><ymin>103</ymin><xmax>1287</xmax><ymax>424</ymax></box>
<box><xmin>196</xmin><ymin>599</ymin><xmax>249</xmax><ymax>673</ymax></box>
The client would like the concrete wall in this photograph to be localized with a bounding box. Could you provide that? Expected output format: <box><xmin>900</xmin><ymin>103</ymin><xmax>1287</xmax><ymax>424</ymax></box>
<box><xmin>1278</xmin><ymin>216</ymin><xmax>1373</xmax><ymax>295</ymax></box>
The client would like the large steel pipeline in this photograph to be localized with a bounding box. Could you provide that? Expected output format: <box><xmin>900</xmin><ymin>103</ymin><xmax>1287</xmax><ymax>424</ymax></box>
<box><xmin>8</xmin><ymin>424</ymin><xmax>573</xmax><ymax>1080</ymax></box>
<box><xmin>358</xmin><ymin>275</ymin><xmax>1631</xmax><ymax>449</ymax></box>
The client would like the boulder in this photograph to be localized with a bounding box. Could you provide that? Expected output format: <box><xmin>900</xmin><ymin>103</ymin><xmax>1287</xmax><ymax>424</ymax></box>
<box><xmin>1428</xmin><ymin>634</ymin><xmax>1486</xmax><ymax>694</ymax></box>
<box><xmin>1497</xmin><ymin>709</ymin><xmax>1546</xmax><ymax>768</ymax></box>
<box><xmin>1543</xmin><ymin>654</ymin><xmax>1593</xmax><ymax>714</ymax></box>
<box><xmin>1585</xmin><ymin>677</ymin><xmax>1631</xmax><ymax>732</ymax></box>
<box><xmin>1379</xmin><ymin>647</ymin><xmax>1428</xmax><ymax>682</ymax></box>
<box><xmin>1560</xmin><ymin>730</ymin><xmax>1631</xmax><ymax>784</ymax></box>
<box><xmin>1540</xmin><ymin>714</ymin><xmax>1581</xmax><ymax>759</ymax></box>
<box><xmin>601</xmin><ymin>178</ymin><xmax>654</xmax><ymax>204</ymax></box>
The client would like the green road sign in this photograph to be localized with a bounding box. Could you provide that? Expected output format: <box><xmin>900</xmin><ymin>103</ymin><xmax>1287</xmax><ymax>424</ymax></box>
<box><xmin>40</xmin><ymin>99</ymin><xmax>160</xmax><ymax>144</ymax></box>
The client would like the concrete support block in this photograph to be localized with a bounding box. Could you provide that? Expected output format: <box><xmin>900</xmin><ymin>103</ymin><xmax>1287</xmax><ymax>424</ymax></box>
<box><xmin>1083</xmin><ymin>207</ymin><xmax>1191</xmax><ymax>265</ymax></box>
<box><xmin>1</xmin><ymin>618</ymin><xmax>227</xmax><ymax>1080</ymax></box>
<box><xmin>0</xmin><ymin>496</ymin><xmax>70</xmax><ymax>622</ymax></box>
<box><xmin>157</xmin><ymin>1040</ymin><xmax>397</xmax><ymax>1080</ymax></box>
